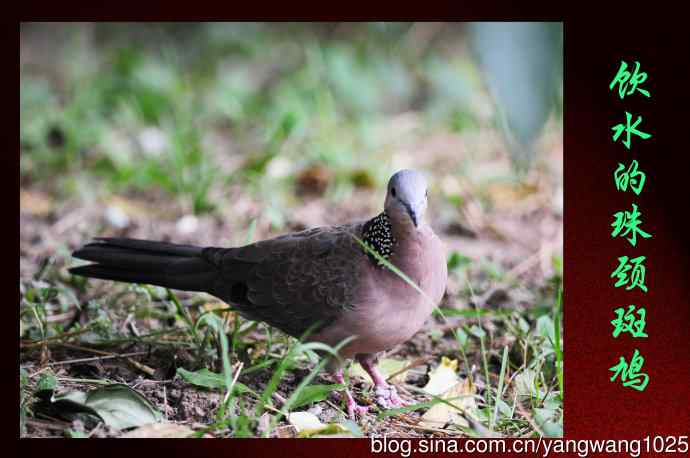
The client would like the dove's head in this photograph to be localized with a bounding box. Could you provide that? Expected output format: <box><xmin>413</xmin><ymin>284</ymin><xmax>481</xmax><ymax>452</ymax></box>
<box><xmin>384</xmin><ymin>169</ymin><xmax>428</xmax><ymax>230</ymax></box>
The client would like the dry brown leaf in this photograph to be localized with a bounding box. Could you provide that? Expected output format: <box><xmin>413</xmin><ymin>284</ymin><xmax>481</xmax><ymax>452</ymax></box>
<box><xmin>20</xmin><ymin>190</ymin><xmax>54</xmax><ymax>216</ymax></box>
<box><xmin>122</xmin><ymin>422</ymin><xmax>194</xmax><ymax>438</ymax></box>
<box><xmin>296</xmin><ymin>164</ymin><xmax>333</xmax><ymax>196</ymax></box>
<box><xmin>274</xmin><ymin>425</ymin><xmax>298</xmax><ymax>438</ymax></box>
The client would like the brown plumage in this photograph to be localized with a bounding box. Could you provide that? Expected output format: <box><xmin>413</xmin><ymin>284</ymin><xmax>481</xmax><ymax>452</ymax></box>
<box><xmin>70</xmin><ymin>169</ymin><xmax>448</xmax><ymax>417</ymax></box>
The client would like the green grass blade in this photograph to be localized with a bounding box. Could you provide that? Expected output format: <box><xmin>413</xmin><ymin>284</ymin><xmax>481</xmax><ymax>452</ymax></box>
<box><xmin>491</xmin><ymin>345</ymin><xmax>509</xmax><ymax>429</ymax></box>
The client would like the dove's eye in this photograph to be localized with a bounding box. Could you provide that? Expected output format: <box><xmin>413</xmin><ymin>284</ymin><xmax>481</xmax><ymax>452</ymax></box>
<box><xmin>391</xmin><ymin>187</ymin><xmax>397</xmax><ymax>198</ymax></box>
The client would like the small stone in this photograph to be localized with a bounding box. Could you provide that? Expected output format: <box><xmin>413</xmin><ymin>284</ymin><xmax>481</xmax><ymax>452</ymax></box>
<box><xmin>104</xmin><ymin>206</ymin><xmax>130</xmax><ymax>229</ymax></box>
<box><xmin>176</xmin><ymin>215</ymin><xmax>198</xmax><ymax>235</ymax></box>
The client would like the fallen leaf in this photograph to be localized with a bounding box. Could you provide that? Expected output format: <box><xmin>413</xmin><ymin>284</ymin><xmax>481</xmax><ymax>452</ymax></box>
<box><xmin>35</xmin><ymin>383</ymin><xmax>162</xmax><ymax>430</ymax></box>
<box><xmin>122</xmin><ymin>422</ymin><xmax>194</xmax><ymax>438</ymax></box>
<box><xmin>75</xmin><ymin>384</ymin><xmax>162</xmax><ymax>430</ymax></box>
<box><xmin>422</xmin><ymin>356</ymin><xmax>459</xmax><ymax>395</ymax></box>
<box><xmin>202</xmin><ymin>302</ymin><xmax>235</xmax><ymax>321</ymax></box>
<box><xmin>20</xmin><ymin>190</ymin><xmax>54</xmax><ymax>216</ymax></box>
<box><xmin>287</xmin><ymin>411</ymin><xmax>349</xmax><ymax>438</ymax></box>
<box><xmin>419</xmin><ymin>376</ymin><xmax>478</xmax><ymax>430</ymax></box>
<box><xmin>296</xmin><ymin>164</ymin><xmax>333</xmax><ymax>196</ymax></box>
<box><xmin>274</xmin><ymin>425</ymin><xmax>298</xmax><ymax>438</ymax></box>
<box><xmin>287</xmin><ymin>411</ymin><xmax>324</xmax><ymax>432</ymax></box>
<box><xmin>349</xmin><ymin>358</ymin><xmax>410</xmax><ymax>385</ymax></box>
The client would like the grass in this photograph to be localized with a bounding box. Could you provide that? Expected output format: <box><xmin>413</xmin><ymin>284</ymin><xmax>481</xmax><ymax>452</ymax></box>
<box><xmin>20</xmin><ymin>23</ymin><xmax>563</xmax><ymax>438</ymax></box>
<box><xmin>19</xmin><ymin>242</ymin><xmax>563</xmax><ymax>437</ymax></box>
<box><xmin>21</xmin><ymin>24</ymin><xmax>494</xmax><ymax>216</ymax></box>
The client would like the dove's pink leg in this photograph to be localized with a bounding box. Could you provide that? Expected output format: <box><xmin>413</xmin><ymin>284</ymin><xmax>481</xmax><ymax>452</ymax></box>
<box><xmin>357</xmin><ymin>354</ymin><xmax>409</xmax><ymax>408</ymax></box>
<box><xmin>334</xmin><ymin>370</ymin><xmax>369</xmax><ymax>418</ymax></box>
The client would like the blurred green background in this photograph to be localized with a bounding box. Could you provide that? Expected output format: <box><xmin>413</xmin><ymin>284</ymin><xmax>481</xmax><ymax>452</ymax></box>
<box><xmin>21</xmin><ymin>22</ymin><xmax>562</xmax><ymax>220</ymax></box>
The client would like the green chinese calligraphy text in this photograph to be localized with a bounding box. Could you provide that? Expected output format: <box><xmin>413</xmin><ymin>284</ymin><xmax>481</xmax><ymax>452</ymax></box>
<box><xmin>611</xmin><ymin>305</ymin><xmax>648</xmax><ymax>338</ymax></box>
<box><xmin>609</xmin><ymin>348</ymin><xmax>649</xmax><ymax>391</ymax></box>
<box><xmin>611</xmin><ymin>112</ymin><xmax>652</xmax><ymax>149</ymax></box>
<box><xmin>614</xmin><ymin>159</ymin><xmax>646</xmax><ymax>195</ymax></box>
<box><xmin>609</xmin><ymin>60</ymin><xmax>650</xmax><ymax>99</ymax></box>
<box><xmin>611</xmin><ymin>255</ymin><xmax>648</xmax><ymax>292</ymax></box>
<box><xmin>611</xmin><ymin>203</ymin><xmax>652</xmax><ymax>246</ymax></box>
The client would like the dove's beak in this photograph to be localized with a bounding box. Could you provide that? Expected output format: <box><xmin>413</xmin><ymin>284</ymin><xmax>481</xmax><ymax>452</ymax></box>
<box><xmin>404</xmin><ymin>203</ymin><xmax>419</xmax><ymax>227</ymax></box>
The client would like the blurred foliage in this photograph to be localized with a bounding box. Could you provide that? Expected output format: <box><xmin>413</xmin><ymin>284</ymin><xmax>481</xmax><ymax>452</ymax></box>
<box><xmin>21</xmin><ymin>22</ymin><xmax>562</xmax><ymax>214</ymax></box>
<box><xmin>470</xmin><ymin>22</ymin><xmax>563</xmax><ymax>172</ymax></box>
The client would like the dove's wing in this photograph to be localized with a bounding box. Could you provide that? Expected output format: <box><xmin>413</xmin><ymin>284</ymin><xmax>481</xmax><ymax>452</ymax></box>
<box><xmin>204</xmin><ymin>224</ymin><xmax>365</xmax><ymax>337</ymax></box>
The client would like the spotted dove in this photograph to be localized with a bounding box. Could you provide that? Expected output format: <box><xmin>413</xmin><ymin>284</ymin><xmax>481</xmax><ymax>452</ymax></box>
<box><xmin>70</xmin><ymin>169</ymin><xmax>448</xmax><ymax>417</ymax></box>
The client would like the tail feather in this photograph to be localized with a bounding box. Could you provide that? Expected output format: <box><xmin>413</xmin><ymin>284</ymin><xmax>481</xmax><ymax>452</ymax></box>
<box><xmin>90</xmin><ymin>237</ymin><xmax>204</xmax><ymax>257</ymax></box>
<box><xmin>70</xmin><ymin>238</ymin><xmax>217</xmax><ymax>292</ymax></box>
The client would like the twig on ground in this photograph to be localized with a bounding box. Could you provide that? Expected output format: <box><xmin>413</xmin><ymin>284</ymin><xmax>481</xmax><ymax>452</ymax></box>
<box><xmin>58</xmin><ymin>342</ymin><xmax>156</xmax><ymax>376</ymax></box>
<box><xmin>386</xmin><ymin>356</ymin><xmax>432</xmax><ymax>383</ymax></box>
<box><xmin>49</xmin><ymin>351</ymin><xmax>148</xmax><ymax>366</ymax></box>
<box><xmin>20</xmin><ymin>327</ymin><xmax>93</xmax><ymax>349</ymax></box>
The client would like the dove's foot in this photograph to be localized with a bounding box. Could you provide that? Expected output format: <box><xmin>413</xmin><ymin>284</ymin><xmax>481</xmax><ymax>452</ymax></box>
<box><xmin>374</xmin><ymin>384</ymin><xmax>409</xmax><ymax>409</ymax></box>
<box><xmin>357</xmin><ymin>352</ymin><xmax>410</xmax><ymax>409</ymax></box>
<box><xmin>334</xmin><ymin>369</ymin><xmax>369</xmax><ymax>418</ymax></box>
<box><xmin>345</xmin><ymin>394</ymin><xmax>370</xmax><ymax>418</ymax></box>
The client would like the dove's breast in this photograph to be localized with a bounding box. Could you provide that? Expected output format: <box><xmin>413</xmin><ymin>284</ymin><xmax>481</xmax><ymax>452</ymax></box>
<box><xmin>314</xmin><ymin>225</ymin><xmax>447</xmax><ymax>359</ymax></box>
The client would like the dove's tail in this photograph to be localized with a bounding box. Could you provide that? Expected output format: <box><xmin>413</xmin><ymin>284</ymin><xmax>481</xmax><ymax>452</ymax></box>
<box><xmin>70</xmin><ymin>237</ymin><xmax>218</xmax><ymax>293</ymax></box>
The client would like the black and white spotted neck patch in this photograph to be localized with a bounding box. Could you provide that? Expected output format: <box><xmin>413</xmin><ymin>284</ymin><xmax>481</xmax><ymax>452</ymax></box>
<box><xmin>361</xmin><ymin>212</ymin><xmax>396</xmax><ymax>267</ymax></box>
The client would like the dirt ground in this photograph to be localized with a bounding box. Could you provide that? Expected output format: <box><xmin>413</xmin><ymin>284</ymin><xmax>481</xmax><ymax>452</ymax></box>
<box><xmin>20</xmin><ymin>135</ymin><xmax>562</xmax><ymax>438</ymax></box>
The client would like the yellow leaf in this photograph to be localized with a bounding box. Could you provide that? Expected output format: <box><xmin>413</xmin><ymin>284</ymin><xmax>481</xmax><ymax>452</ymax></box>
<box><xmin>287</xmin><ymin>412</ymin><xmax>349</xmax><ymax>438</ymax></box>
<box><xmin>349</xmin><ymin>358</ymin><xmax>409</xmax><ymax>384</ymax></box>
<box><xmin>422</xmin><ymin>356</ymin><xmax>459</xmax><ymax>396</ymax></box>
<box><xmin>202</xmin><ymin>302</ymin><xmax>235</xmax><ymax>321</ymax></box>
<box><xmin>419</xmin><ymin>376</ymin><xmax>477</xmax><ymax>430</ymax></box>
